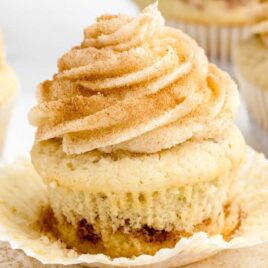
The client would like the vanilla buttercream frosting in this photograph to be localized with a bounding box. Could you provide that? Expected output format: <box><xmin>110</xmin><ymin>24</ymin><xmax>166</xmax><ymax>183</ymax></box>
<box><xmin>29</xmin><ymin>3</ymin><xmax>239</xmax><ymax>154</ymax></box>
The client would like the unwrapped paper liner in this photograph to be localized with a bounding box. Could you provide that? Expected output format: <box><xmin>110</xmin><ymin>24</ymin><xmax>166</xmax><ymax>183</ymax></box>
<box><xmin>168</xmin><ymin>21</ymin><xmax>250</xmax><ymax>70</ymax></box>
<box><xmin>0</xmin><ymin>147</ymin><xmax>268</xmax><ymax>267</ymax></box>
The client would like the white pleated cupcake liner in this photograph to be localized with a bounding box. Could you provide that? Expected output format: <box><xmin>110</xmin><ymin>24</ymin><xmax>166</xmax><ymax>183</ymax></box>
<box><xmin>0</xmin><ymin>97</ymin><xmax>15</xmax><ymax>157</ymax></box>
<box><xmin>168</xmin><ymin>20</ymin><xmax>250</xmax><ymax>72</ymax></box>
<box><xmin>0</xmin><ymin>147</ymin><xmax>268</xmax><ymax>267</ymax></box>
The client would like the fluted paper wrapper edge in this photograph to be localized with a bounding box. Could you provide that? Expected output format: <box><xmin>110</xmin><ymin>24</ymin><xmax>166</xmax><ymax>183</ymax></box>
<box><xmin>0</xmin><ymin>148</ymin><xmax>268</xmax><ymax>267</ymax></box>
<box><xmin>168</xmin><ymin>20</ymin><xmax>250</xmax><ymax>70</ymax></box>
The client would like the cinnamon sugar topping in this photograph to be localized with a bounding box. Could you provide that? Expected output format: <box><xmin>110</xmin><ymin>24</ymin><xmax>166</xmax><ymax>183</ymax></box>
<box><xmin>29</xmin><ymin>3</ymin><xmax>239</xmax><ymax>154</ymax></box>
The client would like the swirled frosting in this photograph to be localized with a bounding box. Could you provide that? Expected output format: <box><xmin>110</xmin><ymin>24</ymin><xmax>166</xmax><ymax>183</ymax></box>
<box><xmin>29</xmin><ymin>3</ymin><xmax>239</xmax><ymax>154</ymax></box>
<box><xmin>250</xmin><ymin>3</ymin><xmax>268</xmax><ymax>45</ymax></box>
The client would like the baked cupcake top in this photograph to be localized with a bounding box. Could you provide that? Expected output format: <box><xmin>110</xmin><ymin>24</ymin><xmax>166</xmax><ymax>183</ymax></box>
<box><xmin>29</xmin><ymin>3</ymin><xmax>240</xmax><ymax>155</ymax></box>
<box><xmin>0</xmin><ymin>31</ymin><xmax>18</xmax><ymax>105</ymax></box>
<box><xmin>133</xmin><ymin>0</ymin><xmax>268</xmax><ymax>25</ymax></box>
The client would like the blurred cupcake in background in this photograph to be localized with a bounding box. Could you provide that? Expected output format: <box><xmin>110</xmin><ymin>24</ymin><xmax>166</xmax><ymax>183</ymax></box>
<box><xmin>0</xmin><ymin>31</ymin><xmax>18</xmax><ymax>156</ymax></box>
<box><xmin>132</xmin><ymin>0</ymin><xmax>268</xmax><ymax>67</ymax></box>
<box><xmin>235</xmin><ymin>4</ymin><xmax>268</xmax><ymax>138</ymax></box>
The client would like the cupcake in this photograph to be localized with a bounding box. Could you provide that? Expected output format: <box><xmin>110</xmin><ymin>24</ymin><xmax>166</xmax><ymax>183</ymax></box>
<box><xmin>29</xmin><ymin>3</ymin><xmax>245</xmax><ymax>258</ymax></box>
<box><xmin>0</xmin><ymin>31</ymin><xmax>18</xmax><ymax>156</ymax></box>
<box><xmin>235</xmin><ymin>7</ymin><xmax>268</xmax><ymax>141</ymax></box>
<box><xmin>132</xmin><ymin>0</ymin><xmax>268</xmax><ymax>66</ymax></box>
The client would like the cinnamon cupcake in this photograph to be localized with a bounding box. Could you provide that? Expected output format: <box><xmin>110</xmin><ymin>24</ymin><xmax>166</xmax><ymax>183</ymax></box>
<box><xmin>235</xmin><ymin>7</ymin><xmax>268</xmax><ymax>137</ymax></box>
<box><xmin>0</xmin><ymin>31</ymin><xmax>18</xmax><ymax>156</ymax></box>
<box><xmin>132</xmin><ymin>0</ymin><xmax>268</xmax><ymax>66</ymax></box>
<box><xmin>29</xmin><ymin>4</ymin><xmax>245</xmax><ymax>258</ymax></box>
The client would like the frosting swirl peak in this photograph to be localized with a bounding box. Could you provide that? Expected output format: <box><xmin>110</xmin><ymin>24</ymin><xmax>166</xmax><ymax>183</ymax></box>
<box><xmin>29</xmin><ymin>3</ymin><xmax>239</xmax><ymax>154</ymax></box>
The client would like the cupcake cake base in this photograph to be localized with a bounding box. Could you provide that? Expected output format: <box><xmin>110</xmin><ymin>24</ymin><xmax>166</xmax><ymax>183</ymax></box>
<box><xmin>38</xmin><ymin>204</ymin><xmax>241</xmax><ymax>259</ymax></box>
<box><xmin>30</xmin><ymin>122</ymin><xmax>245</xmax><ymax>258</ymax></box>
<box><xmin>0</xmin><ymin>147</ymin><xmax>267</xmax><ymax>267</ymax></box>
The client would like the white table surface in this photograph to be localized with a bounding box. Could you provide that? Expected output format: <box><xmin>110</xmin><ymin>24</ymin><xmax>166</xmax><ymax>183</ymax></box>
<box><xmin>0</xmin><ymin>0</ymin><xmax>266</xmax><ymax>161</ymax></box>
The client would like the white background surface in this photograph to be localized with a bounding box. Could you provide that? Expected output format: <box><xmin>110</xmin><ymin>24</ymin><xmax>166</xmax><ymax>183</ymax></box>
<box><xmin>0</xmin><ymin>0</ymin><xmax>138</xmax><ymax>160</ymax></box>
<box><xmin>0</xmin><ymin>0</ymin><xmax>265</xmax><ymax>160</ymax></box>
